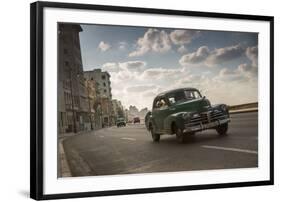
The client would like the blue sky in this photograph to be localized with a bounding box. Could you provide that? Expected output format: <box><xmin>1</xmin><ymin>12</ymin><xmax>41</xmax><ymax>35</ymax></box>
<box><xmin>79</xmin><ymin>24</ymin><xmax>258</xmax><ymax>109</ymax></box>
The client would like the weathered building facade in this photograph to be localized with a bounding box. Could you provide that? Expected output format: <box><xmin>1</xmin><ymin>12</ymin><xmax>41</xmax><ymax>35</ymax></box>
<box><xmin>58</xmin><ymin>24</ymin><xmax>124</xmax><ymax>133</ymax></box>
<box><xmin>85</xmin><ymin>79</ymin><xmax>103</xmax><ymax>129</ymax></box>
<box><xmin>84</xmin><ymin>69</ymin><xmax>112</xmax><ymax>99</ymax></box>
<box><xmin>58</xmin><ymin>23</ymin><xmax>90</xmax><ymax>134</ymax></box>
<box><xmin>84</xmin><ymin>69</ymin><xmax>114</xmax><ymax>126</ymax></box>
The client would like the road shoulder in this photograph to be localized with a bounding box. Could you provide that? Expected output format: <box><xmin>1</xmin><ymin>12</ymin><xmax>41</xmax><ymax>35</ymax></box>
<box><xmin>59</xmin><ymin>139</ymin><xmax>72</xmax><ymax>177</ymax></box>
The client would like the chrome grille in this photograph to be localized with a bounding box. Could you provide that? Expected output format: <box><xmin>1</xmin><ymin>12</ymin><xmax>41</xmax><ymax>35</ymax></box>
<box><xmin>185</xmin><ymin>110</ymin><xmax>227</xmax><ymax>127</ymax></box>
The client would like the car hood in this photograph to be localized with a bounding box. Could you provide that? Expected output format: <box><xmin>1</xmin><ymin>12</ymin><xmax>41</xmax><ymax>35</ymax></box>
<box><xmin>172</xmin><ymin>97</ymin><xmax>211</xmax><ymax>113</ymax></box>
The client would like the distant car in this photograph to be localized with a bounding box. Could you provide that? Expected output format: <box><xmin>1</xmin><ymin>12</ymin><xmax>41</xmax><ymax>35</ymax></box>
<box><xmin>116</xmin><ymin>117</ymin><xmax>126</xmax><ymax>127</ymax></box>
<box><xmin>133</xmin><ymin>117</ymin><xmax>140</xmax><ymax>124</ymax></box>
<box><xmin>145</xmin><ymin>87</ymin><xmax>230</xmax><ymax>143</ymax></box>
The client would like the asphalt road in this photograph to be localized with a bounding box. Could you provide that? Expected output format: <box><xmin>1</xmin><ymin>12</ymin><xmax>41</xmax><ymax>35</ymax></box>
<box><xmin>63</xmin><ymin>112</ymin><xmax>258</xmax><ymax>177</ymax></box>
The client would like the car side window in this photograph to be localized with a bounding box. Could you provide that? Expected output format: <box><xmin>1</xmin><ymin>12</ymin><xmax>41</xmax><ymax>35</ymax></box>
<box><xmin>158</xmin><ymin>98</ymin><xmax>168</xmax><ymax>109</ymax></box>
<box><xmin>168</xmin><ymin>97</ymin><xmax>176</xmax><ymax>105</ymax></box>
<box><xmin>185</xmin><ymin>91</ymin><xmax>193</xmax><ymax>99</ymax></box>
<box><xmin>154</xmin><ymin>97</ymin><xmax>168</xmax><ymax>109</ymax></box>
<box><xmin>193</xmin><ymin>91</ymin><xmax>201</xmax><ymax>99</ymax></box>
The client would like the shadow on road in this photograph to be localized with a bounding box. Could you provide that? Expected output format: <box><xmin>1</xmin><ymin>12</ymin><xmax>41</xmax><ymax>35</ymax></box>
<box><xmin>154</xmin><ymin>132</ymin><xmax>231</xmax><ymax>145</ymax></box>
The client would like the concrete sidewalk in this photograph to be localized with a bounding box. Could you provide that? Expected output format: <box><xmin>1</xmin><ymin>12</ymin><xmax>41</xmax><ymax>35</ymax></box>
<box><xmin>59</xmin><ymin>139</ymin><xmax>72</xmax><ymax>177</ymax></box>
<box><xmin>58</xmin><ymin>130</ymin><xmax>97</xmax><ymax>177</ymax></box>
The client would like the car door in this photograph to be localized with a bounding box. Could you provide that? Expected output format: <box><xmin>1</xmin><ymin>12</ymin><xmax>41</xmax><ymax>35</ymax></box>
<box><xmin>153</xmin><ymin>96</ymin><xmax>170</xmax><ymax>132</ymax></box>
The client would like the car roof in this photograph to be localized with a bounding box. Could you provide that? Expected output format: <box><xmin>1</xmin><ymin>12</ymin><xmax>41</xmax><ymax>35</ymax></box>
<box><xmin>156</xmin><ymin>87</ymin><xmax>199</xmax><ymax>98</ymax></box>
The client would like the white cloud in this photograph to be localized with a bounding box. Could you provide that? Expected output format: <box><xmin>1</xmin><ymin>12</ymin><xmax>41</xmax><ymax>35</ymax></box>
<box><xmin>246</xmin><ymin>46</ymin><xmax>258</xmax><ymax>66</ymax></box>
<box><xmin>101</xmin><ymin>53</ymin><xmax>257</xmax><ymax>109</ymax></box>
<box><xmin>179</xmin><ymin>44</ymin><xmax>246</xmax><ymax>66</ymax></box>
<box><xmin>207</xmin><ymin>44</ymin><xmax>245</xmax><ymax>65</ymax></box>
<box><xmin>238</xmin><ymin>63</ymin><xmax>257</xmax><ymax>77</ymax></box>
<box><xmin>102</xmin><ymin>62</ymin><xmax>119</xmax><ymax>72</ymax></box>
<box><xmin>126</xmin><ymin>85</ymin><xmax>157</xmax><ymax>93</ymax></box>
<box><xmin>129</xmin><ymin>28</ymin><xmax>171</xmax><ymax>57</ymax></box>
<box><xmin>179</xmin><ymin>46</ymin><xmax>210</xmax><ymax>65</ymax></box>
<box><xmin>117</xmin><ymin>71</ymin><xmax>135</xmax><ymax>81</ymax></box>
<box><xmin>238</xmin><ymin>63</ymin><xmax>253</xmax><ymax>73</ymax></box>
<box><xmin>177</xmin><ymin>45</ymin><xmax>188</xmax><ymax>54</ymax></box>
<box><xmin>119</xmin><ymin>61</ymin><xmax>146</xmax><ymax>72</ymax></box>
<box><xmin>170</xmin><ymin>30</ymin><xmax>200</xmax><ymax>45</ymax></box>
<box><xmin>119</xmin><ymin>41</ymin><xmax>127</xmax><ymax>50</ymax></box>
<box><xmin>98</xmin><ymin>41</ymin><xmax>111</xmax><ymax>52</ymax></box>
<box><xmin>102</xmin><ymin>61</ymin><xmax>146</xmax><ymax>75</ymax></box>
<box><xmin>236</xmin><ymin>45</ymin><xmax>258</xmax><ymax>77</ymax></box>
<box><xmin>217</xmin><ymin>68</ymin><xmax>245</xmax><ymax>82</ymax></box>
<box><xmin>210</xmin><ymin>67</ymin><xmax>257</xmax><ymax>104</ymax></box>
<box><xmin>216</xmin><ymin>61</ymin><xmax>257</xmax><ymax>84</ymax></box>
<box><xmin>140</xmin><ymin>67</ymin><xmax>186</xmax><ymax>80</ymax></box>
<box><xmin>143</xmin><ymin>91</ymin><xmax>157</xmax><ymax>97</ymax></box>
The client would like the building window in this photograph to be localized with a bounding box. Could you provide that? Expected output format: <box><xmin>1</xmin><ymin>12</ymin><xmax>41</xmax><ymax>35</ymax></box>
<box><xmin>103</xmin><ymin>82</ymin><xmax>106</xmax><ymax>87</ymax></box>
<box><xmin>64</xmin><ymin>61</ymin><xmax>69</xmax><ymax>66</ymax></box>
<box><xmin>73</xmin><ymin>96</ymin><xmax>77</xmax><ymax>107</ymax></box>
<box><xmin>102</xmin><ymin>75</ymin><xmax>106</xmax><ymax>80</ymax></box>
<box><xmin>104</xmin><ymin>89</ymin><xmax>107</xmax><ymax>93</ymax></box>
<box><xmin>91</xmin><ymin>77</ymin><xmax>93</xmax><ymax>80</ymax></box>
<box><xmin>60</xmin><ymin>112</ymin><xmax>64</xmax><ymax>126</ymax></box>
<box><xmin>63</xmin><ymin>49</ymin><xmax>68</xmax><ymax>54</ymax></box>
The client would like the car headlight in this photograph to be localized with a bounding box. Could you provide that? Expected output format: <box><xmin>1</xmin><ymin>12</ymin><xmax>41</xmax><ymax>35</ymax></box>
<box><xmin>182</xmin><ymin>112</ymin><xmax>191</xmax><ymax>120</ymax></box>
<box><xmin>192</xmin><ymin>113</ymin><xmax>200</xmax><ymax>118</ymax></box>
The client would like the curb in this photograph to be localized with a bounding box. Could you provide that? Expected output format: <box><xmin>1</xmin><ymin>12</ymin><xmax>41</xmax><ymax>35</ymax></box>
<box><xmin>59</xmin><ymin>139</ymin><xmax>72</xmax><ymax>177</ymax></box>
<box><xmin>58</xmin><ymin>130</ymin><xmax>97</xmax><ymax>177</ymax></box>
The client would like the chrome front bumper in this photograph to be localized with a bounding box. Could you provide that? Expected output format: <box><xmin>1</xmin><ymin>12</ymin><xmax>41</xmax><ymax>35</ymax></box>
<box><xmin>183</xmin><ymin>118</ymin><xmax>230</xmax><ymax>133</ymax></box>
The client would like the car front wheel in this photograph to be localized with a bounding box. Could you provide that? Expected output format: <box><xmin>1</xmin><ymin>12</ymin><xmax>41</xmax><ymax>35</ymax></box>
<box><xmin>175</xmin><ymin>126</ymin><xmax>186</xmax><ymax>143</ymax></box>
<box><xmin>216</xmin><ymin>123</ymin><xmax>228</xmax><ymax>135</ymax></box>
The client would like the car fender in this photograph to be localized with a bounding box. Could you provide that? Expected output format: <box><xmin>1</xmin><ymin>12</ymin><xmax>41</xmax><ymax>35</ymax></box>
<box><xmin>145</xmin><ymin>111</ymin><xmax>152</xmax><ymax>130</ymax></box>
<box><xmin>146</xmin><ymin>115</ymin><xmax>157</xmax><ymax>131</ymax></box>
<box><xmin>164</xmin><ymin>112</ymin><xmax>186</xmax><ymax>134</ymax></box>
<box><xmin>212</xmin><ymin>104</ymin><xmax>229</xmax><ymax>115</ymax></box>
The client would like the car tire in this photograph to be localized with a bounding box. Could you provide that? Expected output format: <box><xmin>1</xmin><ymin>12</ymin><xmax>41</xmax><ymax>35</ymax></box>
<box><xmin>175</xmin><ymin>126</ymin><xmax>186</xmax><ymax>143</ymax></box>
<box><xmin>150</xmin><ymin>125</ymin><xmax>160</xmax><ymax>142</ymax></box>
<box><xmin>216</xmin><ymin>123</ymin><xmax>228</xmax><ymax>135</ymax></box>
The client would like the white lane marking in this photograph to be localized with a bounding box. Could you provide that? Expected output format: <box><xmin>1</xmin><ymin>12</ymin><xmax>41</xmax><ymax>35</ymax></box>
<box><xmin>99</xmin><ymin>135</ymin><xmax>105</xmax><ymax>138</ymax></box>
<box><xmin>228</xmin><ymin>136</ymin><xmax>258</xmax><ymax>141</ymax></box>
<box><xmin>201</xmin><ymin>145</ymin><xmax>258</xmax><ymax>154</ymax></box>
<box><xmin>121</xmin><ymin>137</ymin><xmax>136</xmax><ymax>141</ymax></box>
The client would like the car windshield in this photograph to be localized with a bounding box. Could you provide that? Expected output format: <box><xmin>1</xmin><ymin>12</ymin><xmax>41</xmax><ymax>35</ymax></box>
<box><xmin>167</xmin><ymin>90</ymin><xmax>201</xmax><ymax>105</ymax></box>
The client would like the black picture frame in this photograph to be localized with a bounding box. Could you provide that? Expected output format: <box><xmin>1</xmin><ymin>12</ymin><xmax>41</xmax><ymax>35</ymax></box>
<box><xmin>30</xmin><ymin>1</ymin><xmax>274</xmax><ymax>200</ymax></box>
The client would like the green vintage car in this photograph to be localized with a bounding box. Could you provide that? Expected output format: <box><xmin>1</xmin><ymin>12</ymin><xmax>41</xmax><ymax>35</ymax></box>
<box><xmin>145</xmin><ymin>88</ymin><xmax>230</xmax><ymax>143</ymax></box>
<box><xmin>116</xmin><ymin>117</ymin><xmax>126</xmax><ymax>127</ymax></box>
